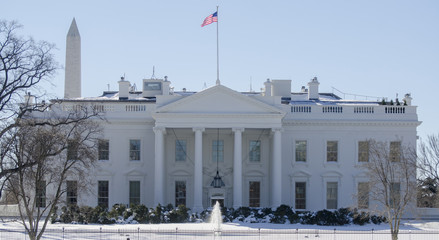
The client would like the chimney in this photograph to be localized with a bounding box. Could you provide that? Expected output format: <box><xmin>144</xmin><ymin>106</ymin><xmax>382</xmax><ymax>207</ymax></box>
<box><xmin>307</xmin><ymin>77</ymin><xmax>319</xmax><ymax>100</ymax></box>
<box><xmin>118</xmin><ymin>77</ymin><xmax>130</xmax><ymax>100</ymax></box>
<box><xmin>403</xmin><ymin>93</ymin><xmax>412</xmax><ymax>106</ymax></box>
<box><xmin>264</xmin><ymin>79</ymin><xmax>272</xmax><ymax>97</ymax></box>
<box><xmin>162</xmin><ymin>76</ymin><xmax>171</xmax><ymax>95</ymax></box>
<box><xmin>24</xmin><ymin>92</ymin><xmax>35</xmax><ymax>106</ymax></box>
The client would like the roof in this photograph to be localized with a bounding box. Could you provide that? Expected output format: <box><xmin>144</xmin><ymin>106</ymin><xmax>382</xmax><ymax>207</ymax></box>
<box><xmin>59</xmin><ymin>90</ymin><xmax>380</xmax><ymax>106</ymax></box>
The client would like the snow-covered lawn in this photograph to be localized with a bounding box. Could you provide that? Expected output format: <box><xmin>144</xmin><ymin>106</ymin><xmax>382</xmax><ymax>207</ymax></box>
<box><xmin>1</xmin><ymin>220</ymin><xmax>438</xmax><ymax>239</ymax></box>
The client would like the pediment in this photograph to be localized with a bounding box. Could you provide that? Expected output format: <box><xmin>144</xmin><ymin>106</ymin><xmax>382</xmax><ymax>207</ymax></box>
<box><xmin>156</xmin><ymin>85</ymin><xmax>283</xmax><ymax>115</ymax></box>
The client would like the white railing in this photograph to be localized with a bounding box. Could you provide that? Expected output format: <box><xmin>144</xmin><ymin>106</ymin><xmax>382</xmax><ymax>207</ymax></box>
<box><xmin>354</xmin><ymin>106</ymin><xmax>374</xmax><ymax>114</ymax></box>
<box><xmin>290</xmin><ymin>105</ymin><xmax>416</xmax><ymax>120</ymax></box>
<box><xmin>61</xmin><ymin>103</ymin><xmax>149</xmax><ymax>112</ymax></box>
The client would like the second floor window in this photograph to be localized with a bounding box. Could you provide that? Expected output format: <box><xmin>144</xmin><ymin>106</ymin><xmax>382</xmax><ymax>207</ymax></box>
<box><xmin>327</xmin><ymin>141</ymin><xmax>338</xmax><ymax>162</ymax></box>
<box><xmin>295</xmin><ymin>140</ymin><xmax>307</xmax><ymax>162</ymax></box>
<box><xmin>212</xmin><ymin>140</ymin><xmax>224</xmax><ymax>162</ymax></box>
<box><xmin>249</xmin><ymin>140</ymin><xmax>261</xmax><ymax>162</ymax></box>
<box><xmin>98</xmin><ymin>139</ymin><xmax>109</xmax><ymax>160</ymax></box>
<box><xmin>390</xmin><ymin>141</ymin><xmax>401</xmax><ymax>162</ymax></box>
<box><xmin>175</xmin><ymin>140</ymin><xmax>186</xmax><ymax>162</ymax></box>
<box><xmin>67</xmin><ymin>140</ymin><xmax>78</xmax><ymax>160</ymax></box>
<box><xmin>129</xmin><ymin>139</ymin><xmax>141</xmax><ymax>161</ymax></box>
<box><xmin>358</xmin><ymin>141</ymin><xmax>369</xmax><ymax>162</ymax></box>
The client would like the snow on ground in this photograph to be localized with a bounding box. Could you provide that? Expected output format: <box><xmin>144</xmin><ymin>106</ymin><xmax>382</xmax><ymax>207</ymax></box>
<box><xmin>1</xmin><ymin>220</ymin><xmax>439</xmax><ymax>240</ymax></box>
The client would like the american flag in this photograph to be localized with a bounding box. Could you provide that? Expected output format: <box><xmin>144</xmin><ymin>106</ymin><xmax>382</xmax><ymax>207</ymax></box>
<box><xmin>201</xmin><ymin>12</ymin><xmax>218</xmax><ymax>27</ymax></box>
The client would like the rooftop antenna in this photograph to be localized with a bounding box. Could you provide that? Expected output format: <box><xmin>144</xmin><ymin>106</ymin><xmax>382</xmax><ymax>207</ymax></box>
<box><xmin>151</xmin><ymin>66</ymin><xmax>156</xmax><ymax>79</ymax></box>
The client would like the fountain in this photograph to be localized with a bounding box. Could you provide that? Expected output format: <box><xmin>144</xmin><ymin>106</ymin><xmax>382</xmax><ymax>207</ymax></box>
<box><xmin>211</xmin><ymin>201</ymin><xmax>222</xmax><ymax>235</ymax></box>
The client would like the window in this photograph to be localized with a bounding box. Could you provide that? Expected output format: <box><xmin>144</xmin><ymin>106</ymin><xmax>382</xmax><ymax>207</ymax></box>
<box><xmin>357</xmin><ymin>182</ymin><xmax>369</xmax><ymax>209</ymax></box>
<box><xmin>358</xmin><ymin>141</ymin><xmax>369</xmax><ymax>162</ymax></box>
<box><xmin>129</xmin><ymin>181</ymin><xmax>140</xmax><ymax>205</ymax></box>
<box><xmin>144</xmin><ymin>82</ymin><xmax>162</xmax><ymax>91</ymax></box>
<box><xmin>390</xmin><ymin>141</ymin><xmax>401</xmax><ymax>162</ymax></box>
<box><xmin>249</xmin><ymin>140</ymin><xmax>261</xmax><ymax>162</ymax></box>
<box><xmin>36</xmin><ymin>181</ymin><xmax>46</xmax><ymax>208</ymax></box>
<box><xmin>326</xmin><ymin>182</ymin><xmax>338</xmax><ymax>209</ymax></box>
<box><xmin>66</xmin><ymin>181</ymin><xmax>78</xmax><ymax>205</ymax></box>
<box><xmin>175</xmin><ymin>140</ymin><xmax>187</xmax><ymax>162</ymax></box>
<box><xmin>295</xmin><ymin>140</ymin><xmax>307</xmax><ymax>162</ymax></box>
<box><xmin>98</xmin><ymin>139</ymin><xmax>109</xmax><ymax>160</ymax></box>
<box><xmin>249</xmin><ymin>181</ymin><xmax>260</xmax><ymax>207</ymax></box>
<box><xmin>295</xmin><ymin>182</ymin><xmax>306</xmax><ymax>209</ymax></box>
<box><xmin>390</xmin><ymin>182</ymin><xmax>401</xmax><ymax>208</ymax></box>
<box><xmin>175</xmin><ymin>181</ymin><xmax>186</xmax><ymax>207</ymax></box>
<box><xmin>212</xmin><ymin>140</ymin><xmax>224</xmax><ymax>162</ymax></box>
<box><xmin>326</xmin><ymin>141</ymin><xmax>338</xmax><ymax>162</ymax></box>
<box><xmin>67</xmin><ymin>140</ymin><xmax>78</xmax><ymax>160</ymax></box>
<box><xmin>98</xmin><ymin>181</ymin><xmax>109</xmax><ymax>209</ymax></box>
<box><xmin>129</xmin><ymin>140</ymin><xmax>141</xmax><ymax>161</ymax></box>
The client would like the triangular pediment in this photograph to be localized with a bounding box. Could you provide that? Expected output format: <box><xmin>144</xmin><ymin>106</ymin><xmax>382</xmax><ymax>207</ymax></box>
<box><xmin>156</xmin><ymin>85</ymin><xmax>283</xmax><ymax>115</ymax></box>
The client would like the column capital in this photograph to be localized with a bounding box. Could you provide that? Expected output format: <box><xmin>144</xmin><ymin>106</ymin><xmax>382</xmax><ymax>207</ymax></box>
<box><xmin>153</xmin><ymin>126</ymin><xmax>166</xmax><ymax>134</ymax></box>
<box><xmin>232</xmin><ymin>127</ymin><xmax>245</xmax><ymax>133</ymax></box>
<box><xmin>271</xmin><ymin>127</ymin><xmax>284</xmax><ymax>133</ymax></box>
<box><xmin>192</xmin><ymin>127</ymin><xmax>205</xmax><ymax>133</ymax></box>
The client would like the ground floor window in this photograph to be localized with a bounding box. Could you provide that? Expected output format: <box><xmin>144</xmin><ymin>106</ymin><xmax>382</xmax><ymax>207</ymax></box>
<box><xmin>36</xmin><ymin>181</ymin><xmax>46</xmax><ymax>208</ymax></box>
<box><xmin>295</xmin><ymin>182</ymin><xmax>306</xmax><ymax>209</ymax></box>
<box><xmin>66</xmin><ymin>181</ymin><xmax>78</xmax><ymax>205</ymax></box>
<box><xmin>357</xmin><ymin>182</ymin><xmax>369</xmax><ymax>209</ymax></box>
<box><xmin>98</xmin><ymin>181</ymin><xmax>109</xmax><ymax>209</ymax></box>
<box><xmin>129</xmin><ymin>181</ymin><xmax>140</xmax><ymax>205</ymax></box>
<box><xmin>175</xmin><ymin>181</ymin><xmax>186</xmax><ymax>207</ymax></box>
<box><xmin>249</xmin><ymin>181</ymin><xmax>260</xmax><ymax>207</ymax></box>
<box><xmin>390</xmin><ymin>182</ymin><xmax>401</xmax><ymax>208</ymax></box>
<box><xmin>326</xmin><ymin>182</ymin><xmax>338</xmax><ymax>209</ymax></box>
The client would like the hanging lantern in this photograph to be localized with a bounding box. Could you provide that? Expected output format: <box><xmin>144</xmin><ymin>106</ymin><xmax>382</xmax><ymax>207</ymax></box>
<box><xmin>210</xmin><ymin>171</ymin><xmax>225</xmax><ymax>188</ymax></box>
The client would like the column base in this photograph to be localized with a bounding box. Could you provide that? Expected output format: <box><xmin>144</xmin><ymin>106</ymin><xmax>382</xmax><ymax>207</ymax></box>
<box><xmin>192</xmin><ymin>205</ymin><xmax>204</xmax><ymax>213</ymax></box>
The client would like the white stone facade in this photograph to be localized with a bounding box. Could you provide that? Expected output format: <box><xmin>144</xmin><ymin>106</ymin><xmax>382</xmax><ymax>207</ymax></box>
<box><xmin>56</xmin><ymin>20</ymin><xmax>420</xmax><ymax>212</ymax></box>
<box><xmin>58</xmin><ymin>77</ymin><xmax>419</xmax><ymax>212</ymax></box>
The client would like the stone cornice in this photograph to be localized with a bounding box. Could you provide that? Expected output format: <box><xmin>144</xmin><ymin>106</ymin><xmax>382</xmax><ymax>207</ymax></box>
<box><xmin>282</xmin><ymin>119</ymin><xmax>422</xmax><ymax>127</ymax></box>
<box><xmin>152</xmin><ymin>112</ymin><xmax>284</xmax><ymax>119</ymax></box>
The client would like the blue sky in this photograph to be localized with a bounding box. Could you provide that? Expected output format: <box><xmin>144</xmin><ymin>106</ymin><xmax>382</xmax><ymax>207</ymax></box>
<box><xmin>3</xmin><ymin>0</ymin><xmax>439</xmax><ymax>140</ymax></box>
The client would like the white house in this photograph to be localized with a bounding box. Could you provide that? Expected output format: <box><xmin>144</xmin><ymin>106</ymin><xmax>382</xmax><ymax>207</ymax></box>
<box><xmin>59</xmin><ymin>19</ymin><xmax>421</xmax><ymax>212</ymax></box>
<box><xmin>13</xmin><ymin>19</ymin><xmax>421</xmax><ymax>214</ymax></box>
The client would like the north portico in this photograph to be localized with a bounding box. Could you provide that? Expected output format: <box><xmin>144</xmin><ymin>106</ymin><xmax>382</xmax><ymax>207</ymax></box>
<box><xmin>152</xmin><ymin>84</ymin><xmax>286</xmax><ymax>212</ymax></box>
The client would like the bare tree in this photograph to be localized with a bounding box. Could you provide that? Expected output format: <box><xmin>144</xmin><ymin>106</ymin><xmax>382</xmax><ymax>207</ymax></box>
<box><xmin>0</xmin><ymin>19</ymin><xmax>58</xmax><ymax>180</ymax></box>
<box><xmin>364</xmin><ymin>140</ymin><xmax>417</xmax><ymax>240</ymax></box>
<box><xmin>418</xmin><ymin>134</ymin><xmax>439</xmax><ymax>186</ymax></box>
<box><xmin>2</xmin><ymin>105</ymin><xmax>102</xmax><ymax>240</ymax></box>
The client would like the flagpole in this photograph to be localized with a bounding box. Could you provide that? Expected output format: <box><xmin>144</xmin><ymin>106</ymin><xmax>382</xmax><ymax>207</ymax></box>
<box><xmin>216</xmin><ymin>5</ymin><xmax>220</xmax><ymax>85</ymax></box>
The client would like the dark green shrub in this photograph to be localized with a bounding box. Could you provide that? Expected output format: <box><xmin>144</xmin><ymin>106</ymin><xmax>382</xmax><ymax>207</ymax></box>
<box><xmin>233</xmin><ymin>207</ymin><xmax>251</xmax><ymax>219</ymax></box>
<box><xmin>334</xmin><ymin>208</ymin><xmax>351</xmax><ymax>225</ymax></box>
<box><xmin>79</xmin><ymin>206</ymin><xmax>95</xmax><ymax>224</ymax></box>
<box><xmin>131</xmin><ymin>204</ymin><xmax>149</xmax><ymax>223</ymax></box>
<box><xmin>168</xmin><ymin>204</ymin><xmax>189</xmax><ymax>223</ymax></box>
<box><xmin>314</xmin><ymin>210</ymin><xmax>337</xmax><ymax>226</ymax></box>
<box><xmin>149</xmin><ymin>204</ymin><xmax>163</xmax><ymax>223</ymax></box>
<box><xmin>300</xmin><ymin>211</ymin><xmax>316</xmax><ymax>225</ymax></box>
<box><xmin>109</xmin><ymin>204</ymin><xmax>126</xmax><ymax>218</ymax></box>
<box><xmin>271</xmin><ymin>205</ymin><xmax>293</xmax><ymax>224</ymax></box>
<box><xmin>371</xmin><ymin>215</ymin><xmax>386</xmax><ymax>224</ymax></box>
<box><xmin>352</xmin><ymin>211</ymin><xmax>370</xmax><ymax>225</ymax></box>
<box><xmin>50</xmin><ymin>206</ymin><xmax>59</xmax><ymax>224</ymax></box>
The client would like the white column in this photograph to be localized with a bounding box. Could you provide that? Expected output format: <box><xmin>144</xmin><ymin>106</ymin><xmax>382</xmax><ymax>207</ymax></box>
<box><xmin>232</xmin><ymin>127</ymin><xmax>244</xmax><ymax>209</ymax></box>
<box><xmin>271</xmin><ymin>128</ymin><xmax>282</xmax><ymax>208</ymax></box>
<box><xmin>193</xmin><ymin>127</ymin><xmax>205</xmax><ymax>212</ymax></box>
<box><xmin>153</xmin><ymin>126</ymin><xmax>166</xmax><ymax>206</ymax></box>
